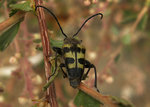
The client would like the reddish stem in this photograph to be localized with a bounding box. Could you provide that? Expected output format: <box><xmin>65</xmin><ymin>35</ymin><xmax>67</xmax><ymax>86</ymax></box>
<box><xmin>78</xmin><ymin>82</ymin><xmax>117</xmax><ymax>107</ymax></box>
<box><xmin>34</xmin><ymin>0</ymin><xmax>58</xmax><ymax>107</ymax></box>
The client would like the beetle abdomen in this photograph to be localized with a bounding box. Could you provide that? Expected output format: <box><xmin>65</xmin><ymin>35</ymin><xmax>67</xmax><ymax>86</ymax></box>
<box><xmin>63</xmin><ymin>44</ymin><xmax>86</xmax><ymax>88</ymax></box>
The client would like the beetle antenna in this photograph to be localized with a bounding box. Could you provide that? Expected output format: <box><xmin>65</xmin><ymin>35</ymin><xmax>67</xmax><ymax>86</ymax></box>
<box><xmin>35</xmin><ymin>5</ymin><xmax>68</xmax><ymax>38</ymax></box>
<box><xmin>72</xmin><ymin>13</ymin><xmax>103</xmax><ymax>37</ymax></box>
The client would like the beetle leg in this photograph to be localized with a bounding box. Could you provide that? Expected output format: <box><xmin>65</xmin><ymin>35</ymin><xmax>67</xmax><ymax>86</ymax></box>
<box><xmin>43</xmin><ymin>52</ymin><xmax>59</xmax><ymax>91</ymax></box>
<box><xmin>91</xmin><ymin>64</ymin><xmax>100</xmax><ymax>93</ymax></box>
<box><xmin>49</xmin><ymin>47</ymin><xmax>63</xmax><ymax>78</ymax></box>
<box><xmin>43</xmin><ymin>47</ymin><xmax>63</xmax><ymax>91</ymax></box>
<box><xmin>43</xmin><ymin>68</ymin><xmax>59</xmax><ymax>91</ymax></box>
<box><xmin>60</xmin><ymin>63</ymin><xmax>68</xmax><ymax>78</ymax></box>
<box><xmin>45</xmin><ymin>47</ymin><xmax>61</xmax><ymax>63</ymax></box>
<box><xmin>82</xmin><ymin>60</ymin><xmax>91</xmax><ymax>80</ymax></box>
<box><xmin>83</xmin><ymin>60</ymin><xmax>100</xmax><ymax>92</ymax></box>
<box><xmin>82</xmin><ymin>67</ymin><xmax>90</xmax><ymax>80</ymax></box>
<box><xmin>48</xmin><ymin>52</ymin><xmax>58</xmax><ymax>80</ymax></box>
<box><xmin>52</xmin><ymin>47</ymin><xmax>62</xmax><ymax>55</ymax></box>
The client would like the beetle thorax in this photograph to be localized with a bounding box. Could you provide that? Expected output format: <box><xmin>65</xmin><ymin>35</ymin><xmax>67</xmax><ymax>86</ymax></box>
<box><xmin>64</xmin><ymin>37</ymin><xmax>81</xmax><ymax>45</ymax></box>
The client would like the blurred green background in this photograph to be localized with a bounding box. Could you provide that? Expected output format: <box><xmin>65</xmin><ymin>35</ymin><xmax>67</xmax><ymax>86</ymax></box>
<box><xmin>0</xmin><ymin>0</ymin><xmax>150</xmax><ymax>107</ymax></box>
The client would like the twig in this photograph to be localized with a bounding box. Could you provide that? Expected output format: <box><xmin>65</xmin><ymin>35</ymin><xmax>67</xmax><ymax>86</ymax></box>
<box><xmin>22</xmin><ymin>58</ymin><xmax>34</xmax><ymax>99</ymax></box>
<box><xmin>78</xmin><ymin>82</ymin><xmax>117</xmax><ymax>107</ymax></box>
<box><xmin>101</xmin><ymin>45</ymin><xmax>122</xmax><ymax>74</ymax></box>
<box><xmin>0</xmin><ymin>11</ymin><xmax>25</xmax><ymax>32</ymax></box>
<box><xmin>35</xmin><ymin>0</ymin><xmax>58</xmax><ymax>107</ymax></box>
<box><xmin>21</xmin><ymin>20</ymin><xmax>35</xmax><ymax>100</ymax></box>
<box><xmin>130</xmin><ymin>0</ymin><xmax>149</xmax><ymax>33</ymax></box>
<box><xmin>4</xmin><ymin>0</ymin><xmax>9</xmax><ymax>18</ymax></box>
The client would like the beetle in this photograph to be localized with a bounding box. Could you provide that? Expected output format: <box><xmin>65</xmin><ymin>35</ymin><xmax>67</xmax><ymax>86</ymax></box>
<box><xmin>36</xmin><ymin>5</ymin><xmax>103</xmax><ymax>92</ymax></box>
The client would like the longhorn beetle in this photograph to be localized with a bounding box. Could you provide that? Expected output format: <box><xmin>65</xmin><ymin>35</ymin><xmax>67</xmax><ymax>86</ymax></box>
<box><xmin>36</xmin><ymin>6</ymin><xmax>103</xmax><ymax>92</ymax></box>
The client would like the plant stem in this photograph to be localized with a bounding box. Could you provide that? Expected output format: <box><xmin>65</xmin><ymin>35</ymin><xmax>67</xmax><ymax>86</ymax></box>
<box><xmin>78</xmin><ymin>82</ymin><xmax>117</xmax><ymax>107</ymax></box>
<box><xmin>0</xmin><ymin>11</ymin><xmax>25</xmax><ymax>32</ymax></box>
<box><xmin>35</xmin><ymin>0</ymin><xmax>58</xmax><ymax>107</ymax></box>
<box><xmin>130</xmin><ymin>0</ymin><xmax>149</xmax><ymax>33</ymax></box>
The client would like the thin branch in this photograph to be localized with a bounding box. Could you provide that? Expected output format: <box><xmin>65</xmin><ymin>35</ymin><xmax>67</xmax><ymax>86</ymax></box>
<box><xmin>130</xmin><ymin>0</ymin><xmax>149</xmax><ymax>33</ymax></box>
<box><xmin>0</xmin><ymin>11</ymin><xmax>25</xmax><ymax>32</ymax></box>
<box><xmin>101</xmin><ymin>45</ymin><xmax>122</xmax><ymax>74</ymax></box>
<box><xmin>35</xmin><ymin>0</ymin><xmax>58</xmax><ymax>107</ymax></box>
<box><xmin>21</xmin><ymin>20</ymin><xmax>35</xmax><ymax>100</ymax></box>
<box><xmin>22</xmin><ymin>58</ymin><xmax>34</xmax><ymax>99</ymax></box>
<box><xmin>78</xmin><ymin>82</ymin><xmax>117</xmax><ymax>107</ymax></box>
<box><xmin>4</xmin><ymin>0</ymin><xmax>9</xmax><ymax>18</ymax></box>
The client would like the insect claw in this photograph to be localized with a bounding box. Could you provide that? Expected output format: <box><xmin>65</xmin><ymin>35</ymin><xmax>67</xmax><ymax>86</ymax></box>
<box><xmin>82</xmin><ymin>75</ymin><xmax>88</xmax><ymax>80</ymax></box>
<box><xmin>97</xmin><ymin>89</ymin><xmax>100</xmax><ymax>93</ymax></box>
<box><xmin>63</xmin><ymin>74</ymin><xmax>67</xmax><ymax>78</ymax></box>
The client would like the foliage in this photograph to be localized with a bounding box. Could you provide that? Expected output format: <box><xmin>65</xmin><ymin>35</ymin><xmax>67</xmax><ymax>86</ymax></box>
<box><xmin>122</xmin><ymin>34</ymin><xmax>131</xmax><ymax>45</ymax></box>
<box><xmin>9</xmin><ymin>1</ymin><xmax>33</xmax><ymax>12</ymax></box>
<box><xmin>0</xmin><ymin>0</ymin><xmax>149</xmax><ymax>107</ymax></box>
<box><xmin>0</xmin><ymin>1</ymin><xmax>33</xmax><ymax>51</ymax></box>
<box><xmin>0</xmin><ymin>22</ymin><xmax>20</xmax><ymax>51</ymax></box>
<box><xmin>74</xmin><ymin>90</ymin><xmax>134</xmax><ymax>107</ymax></box>
<box><xmin>115</xmin><ymin>54</ymin><xmax>121</xmax><ymax>63</ymax></box>
<box><xmin>74</xmin><ymin>90</ymin><xmax>102</xmax><ymax>107</ymax></box>
<box><xmin>7</xmin><ymin>0</ymin><xmax>18</xmax><ymax>7</ymax></box>
<box><xmin>34</xmin><ymin>38</ymin><xmax>63</xmax><ymax>51</ymax></box>
<box><xmin>110</xmin><ymin>96</ymin><xmax>134</xmax><ymax>107</ymax></box>
<box><xmin>137</xmin><ymin>13</ymin><xmax>148</xmax><ymax>30</ymax></box>
<box><xmin>0</xmin><ymin>0</ymin><xmax>5</xmax><ymax>7</ymax></box>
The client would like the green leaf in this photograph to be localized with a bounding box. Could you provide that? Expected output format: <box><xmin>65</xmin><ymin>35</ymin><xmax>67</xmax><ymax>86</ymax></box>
<box><xmin>33</xmin><ymin>39</ymin><xmax>41</xmax><ymax>43</ymax></box>
<box><xmin>33</xmin><ymin>38</ymin><xmax>63</xmax><ymax>46</ymax></box>
<box><xmin>9</xmin><ymin>1</ymin><xmax>33</xmax><ymax>12</ymax></box>
<box><xmin>32</xmin><ymin>104</ymin><xmax>38</xmax><ymax>107</ymax></box>
<box><xmin>0</xmin><ymin>22</ymin><xmax>20</xmax><ymax>51</ymax></box>
<box><xmin>0</xmin><ymin>0</ymin><xmax>5</xmax><ymax>7</ymax></box>
<box><xmin>114</xmin><ymin>54</ymin><xmax>120</xmax><ymax>63</ymax></box>
<box><xmin>121</xmin><ymin>34</ymin><xmax>131</xmax><ymax>45</ymax></box>
<box><xmin>121</xmin><ymin>10</ymin><xmax>137</xmax><ymax>24</ymax></box>
<box><xmin>50</xmin><ymin>38</ymin><xmax>63</xmax><ymax>48</ymax></box>
<box><xmin>137</xmin><ymin>13</ymin><xmax>148</xmax><ymax>30</ymax></box>
<box><xmin>145</xmin><ymin>0</ymin><xmax>150</xmax><ymax>6</ymax></box>
<box><xmin>74</xmin><ymin>90</ymin><xmax>103</xmax><ymax>107</ymax></box>
<box><xmin>110</xmin><ymin>96</ymin><xmax>134</xmax><ymax>107</ymax></box>
<box><xmin>9</xmin><ymin>9</ymin><xmax>18</xmax><ymax>17</ymax></box>
<box><xmin>111</xmin><ymin>25</ymin><xmax>120</xmax><ymax>35</ymax></box>
<box><xmin>34</xmin><ymin>39</ymin><xmax>63</xmax><ymax>51</ymax></box>
<box><xmin>7</xmin><ymin>0</ymin><xmax>17</xmax><ymax>7</ymax></box>
<box><xmin>35</xmin><ymin>46</ymin><xmax>43</xmax><ymax>51</ymax></box>
<box><xmin>121</xmin><ymin>15</ymin><xmax>137</xmax><ymax>24</ymax></box>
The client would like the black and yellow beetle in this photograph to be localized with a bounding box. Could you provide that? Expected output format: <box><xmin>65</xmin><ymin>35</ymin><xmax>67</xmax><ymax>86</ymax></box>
<box><xmin>36</xmin><ymin>6</ymin><xmax>103</xmax><ymax>92</ymax></box>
